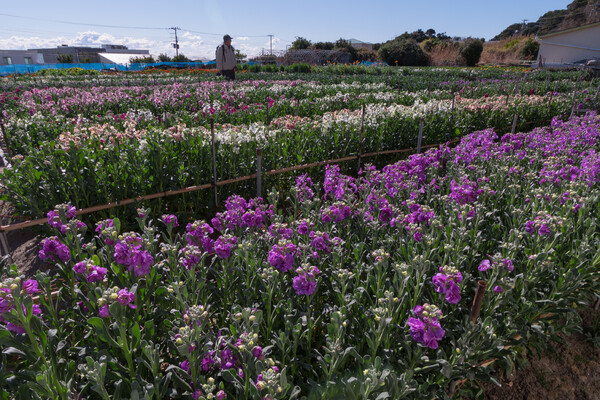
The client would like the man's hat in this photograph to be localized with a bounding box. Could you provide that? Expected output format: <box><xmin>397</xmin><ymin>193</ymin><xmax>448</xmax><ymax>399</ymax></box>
<box><xmin>223</xmin><ymin>34</ymin><xmax>233</xmax><ymax>41</ymax></box>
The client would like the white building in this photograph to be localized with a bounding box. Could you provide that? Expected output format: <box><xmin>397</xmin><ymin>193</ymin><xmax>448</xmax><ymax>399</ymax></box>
<box><xmin>535</xmin><ymin>22</ymin><xmax>600</xmax><ymax>68</ymax></box>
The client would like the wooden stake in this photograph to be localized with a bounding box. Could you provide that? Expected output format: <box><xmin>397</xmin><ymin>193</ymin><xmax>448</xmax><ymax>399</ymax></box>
<box><xmin>469</xmin><ymin>280</ymin><xmax>488</xmax><ymax>323</ymax></box>
<box><xmin>211</xmin><ymin>117</ymin><xmax>218</xmax><ymax>208</ymax></box>
<box><xmin>357</xmin><ymin>103</ymin><xmax>365</xmax><ymax>172</ymax></box>
<box><xmin>417</xmin><ymin>118</ymin><xmax>424</xmax><ymax>153</ymax></box>
<box><xmin>256</xmin><ymin>148</ymin><xmax>263</xmax><ymax>198</ymax></box>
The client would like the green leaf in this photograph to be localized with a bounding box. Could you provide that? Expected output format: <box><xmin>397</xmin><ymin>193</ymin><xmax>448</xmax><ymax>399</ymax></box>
<box><xmin>131</xmin><ymin>322</ymin><xmax>141</xmax><ymax>349</ymax></box>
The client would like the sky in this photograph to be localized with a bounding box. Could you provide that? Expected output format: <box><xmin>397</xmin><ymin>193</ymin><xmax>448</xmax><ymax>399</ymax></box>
<box><xmin>0</xmin><ymin>0</ymin><xmax>574</xmax><ymax>60</ymax></box>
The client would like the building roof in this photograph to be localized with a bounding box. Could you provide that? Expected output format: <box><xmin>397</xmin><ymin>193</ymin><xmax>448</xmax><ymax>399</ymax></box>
<box><xmin>348</xmin><ymin>38</ymin><xmax>373</xmax><ymax>45</ymax></box>
<box><xmin>539</xmin><ymin>21</ymin><xmax>600</xmax><ymax>39</ymax></box>
<box><xmin>99</xmin><ymin>53</ymin><xmax>144</xmax><ymax>65</ymax></box>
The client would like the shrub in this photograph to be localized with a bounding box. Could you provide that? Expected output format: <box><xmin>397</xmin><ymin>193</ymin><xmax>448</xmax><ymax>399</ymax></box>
<box><xmin>520</xmin><ymin>38</ymin><xmax>540</xmax><ymax>60</ymax></box>
<box><xmin>355</xmin><ymin>48</ymin><xmax>380</xmax><ymax>62</ymax></box>
<box><xmin>286</xmin><ymin>63</ymin><xmax>313</xmax><ymax>73</ymax></box>
<box><xmin>456</xmin><ymin>39</ymin><xmax>483</xmax><ymax>66</ymax></box>
<box><xmin>129</xmin><ymin>55</ymin><xmax>156</xmax><ymax>64</ymax></box>
<box><xmin>379</xmin><ymin>39</ymin><xmax>430</xmax><ymax>66</ymax></box>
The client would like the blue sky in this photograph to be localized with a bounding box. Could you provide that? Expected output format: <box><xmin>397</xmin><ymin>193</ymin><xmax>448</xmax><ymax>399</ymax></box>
<box><xmin>0</xmin><ymin>0</ymin><xmax>573</xmax><ymax>60</ymax></box>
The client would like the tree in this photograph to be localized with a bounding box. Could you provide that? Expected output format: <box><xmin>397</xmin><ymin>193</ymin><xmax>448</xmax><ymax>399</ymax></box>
<box><xmin>379</xmin><ymin>38</ymin><xmax>430</xmax><ymax>66</ymax></box>
<box><xmin>291</xmin><ymin>37</ymin><xmax>311</xmax><ymax>50</ymax></box>
<box><xmin>235</xmin><ymin>49</ymin><xmax>247</xmax><ymax>62</ymax></box>
<box><xmin>172</xmin><ymin>54</ymin><xmax>190</xmax><ymax>62</ymax></box>
<box><xmin>425</xmin><ymin>28</ymin><xmax>436</xmax><ymax>37</ymax></box>
<box><xmin>157</xmin><ymin>53</ymin><xmax>171</xmax><ymax>62</ymax></box>
<box><xmin>456</xmin><ymin>38</ymin><xmax>483</xmax><ymax>66</ymax></box>
<box><xmin>312</xmin><ymin>41</ymin><xmax>335</xmax><ymax>50</ymax></box>
<box><xmin>129</xmin><ymin>55</ymin><xmax>156</xmax><ymax>64</ymax></box>
<box><xmin>57</xmin><ymin>54</ymin><xmax>73</xmax><ymax>63</ymax></box>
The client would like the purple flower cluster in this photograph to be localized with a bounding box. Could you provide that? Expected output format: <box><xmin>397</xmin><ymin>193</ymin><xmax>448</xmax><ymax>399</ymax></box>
<box><xmin>432</xmin><ymin>265</ymin><xmax>463</xmax><ymax>304</ymax></box>
<box><xmin>267</xmin><ymin>222</ymin><xmax>293</xmax><ymax>239</ymax></box>
<box><xmin>186</xmin><ymin>220</ymin><xmax>215</xmax><ymax>253</ymax></box>
<box><xmin>321</xmin><ymin>201</ymin><xmax>352</xmax><ymax>223</ymax></box>
<box><xmin>74</xmin><ymin>259</ymin><xmax>108</xmax><ymax>282</ymax></box>
<box><xmin>292</xmin><ymin>265</ymin><xmax>320</xmax><ymax>296</ymax></box>
<box><xmin>113</xmin><ymin>233</ymin><xmax>153</xmax><ymax>277</ymax></box>
<box><xmin>0</xmin><ymin>278</ymin><xmax>42</xmax><ymax>333</ymax></box>
<box><xmin>39</xmin><ymin>236</ymin><xmax>71</xmax><ymax>262</ymax></box>
<box><xmin>161</xmin><ymin>214</ymin><xmax>179</xmax><ymax>228</ymax></box>
<box><xmin>46</xmin><ymin>203</ymin><xmax>77</xmax><ymax>233</ymax></box>
<box><xmin>309</xmin><ymin>231</ymin><xmax>331</xmax><ymax>254</ymax></box>
<box><xmin>179</xmin><ymin>245</ymin><xmax>204</xmax><ymax>270</ymax></box>
<box><xmin>524</xmin><ymin>212</ymin><xmax>564</xmax><ymax>237</ymax></box>
<box><xmin>295</xmin><ymin>173</ymin><xmax>314</xmax><ymax>202</ymax></box>
<box><xmin>95</xmin><ymin>219</ymin><xmax>116</xmax><ymax>245</ymax></box>
<box><xmin>214</xmin><ymin>234</ymin><xmax>238</xmax><ymax>259</ymax></box>
<box><xmin>267</xmin><ymin>240</ymin><xmax>298</xmax><ymax>272</ymax></box>
<box><xmin>98</xmin><ymin>287</ymin><xmax>136</xmax><ymax>318</ymax></box>
<box><xmin>211</xmin><ymin>195</ymin><xmax>274</xmax><ymax>231</ymax></box>
<box><xmin>323</xmin><ymin>164</ymin><xmax>358</xmax><ymax>201</ymax></box>
<box><xmin>449</xmin><ymin>177</ymin><xmax>483</xmax><ymax>205</ymax></box>
<box><xmin>407</xmin><ymin>304</ymin><xmax>445</xmax><ymax>349</ymax></box>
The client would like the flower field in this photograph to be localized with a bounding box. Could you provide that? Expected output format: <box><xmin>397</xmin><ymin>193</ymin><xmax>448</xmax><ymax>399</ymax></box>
<box><xmin>0</xmin><ymin>66</ymin><xmax>600</xmax><ymax>399</ymax></box>
<box><xmin>1</xmin><ymin>67</ymin><xmax>598</xmax><ymax>221</ymax></box>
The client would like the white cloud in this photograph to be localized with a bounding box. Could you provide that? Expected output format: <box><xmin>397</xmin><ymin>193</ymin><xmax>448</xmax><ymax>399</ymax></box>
<box><xmin>0</xmin><ymin>31</ymin><xmax>281</xmax><ymax>60</ymax></box>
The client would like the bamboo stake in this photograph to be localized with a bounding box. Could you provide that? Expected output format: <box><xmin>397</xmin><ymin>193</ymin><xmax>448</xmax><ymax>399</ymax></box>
<box><xmin>469</xmin><ymin>280</ymin><xmax>488</xmax><ymax>323</ymax></box>
<box><xmin>417</xmin><ymin>118</ymin><xmax>424</xmax><ymax>153</ymax></box>
<box><xmin>256</xmin><ymin>148</ymin><xmax>263</xmax><ymax>198</ymax></box>
<box><xmin>357</xmin><ymin>103</ymin><xmax>365</xmax><ymax>172</ymax></box>
<box><xmin>211</xmin><ymin>116</ymin><xmax>218</xmax><ymax>208</ymax></box>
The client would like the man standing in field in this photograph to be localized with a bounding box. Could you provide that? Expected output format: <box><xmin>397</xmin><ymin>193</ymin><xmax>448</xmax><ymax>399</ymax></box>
<box><xmin>216</xmin><ymin>34</ymin><xmax>236</xmax><ymax>80</ymax></box>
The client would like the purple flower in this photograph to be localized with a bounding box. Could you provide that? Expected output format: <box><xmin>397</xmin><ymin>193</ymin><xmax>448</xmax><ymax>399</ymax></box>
<box><xmin>252</xmin><ymin>346</ymin><xmax>263</xmax><ymax>358</ymax></box>
<box><xmin>86</xmin><ymin>266</ymin><xmax>107</xmax><ymax>283</ymax></box>
<box><xmin>538</xmin><ymin>224</ymin><xmax>551</xmax><ymax>236</ymax></box>
<box><xmin>478</xmin><ymin>259</ymin><xmax>492</xmax><ymax>271</ymax></box>
<box><xmin>39</xmin><ymin>236</ymin><xmax>71</xmax><ymax>262</ymax></box>
<box><xmin>214</xmin><ymin>234</ymin><xmax>238</xmax><ymax>259</ymax></box>
<box><xmin>22</xmin><ymin>279</ymin><xmax>39</xmax><ymax>295</ymax></box>
<box><xmin>493</xmin><ymin>285</ymin><xmax>503</xmax><ymax>293</ymax></box>
<box><xmin>162</xmin><ymin>214</ymin><xmax>179</xmax><ymax>228</ymax></box>
<box><xmin>407</xmin><ymin>304</ymin><xmax>445</xmax><ymax>349</ymax></box>
<box><xmin>201</xmin><ymin>351</ymin><xmax>216</xmax><ymax>371</ymax></box>
<box><xmin>117</xmin><ymin>289</ymin><xmax>136</xmax><ymax>309</ymax></box>
<box><xmin>180</xmin><ymin>360</ymin><xmax>190</xmax><ymax>374</ymax></box>
<box><xmin>432</xmin><ymin>266</ymin><xmax>463</xmax><ymax>304</ymax></box>
<box><xmin>292</xmin><ymin>265</ymin><xmax>320</xmax><ymax>296</ymax></box>
<box><xmin>309</xmin><ymin>231</ymin><xmax>331</xmax><ymax>254</ymax></box>
<box><xmin>216</xmin><ymin>390</ymin><xmax>226</xmax><ymax>400</ymax></box>
<box><xmin>503</xmin><ymin>258</ymin><xmax>514</xmax><ymax>272</ymax></box>
<box><xmin>113</xmin><ymin>238</ymin><xmax>154</xmax><ymax>277</ymax></box>
<box><xmin>267</xmin><ymin>241</ymin><xmax>297</xmax><ymax>272</ymax></box>
<box><xmin>219</xmin><ymin>348</ymin><xmax>236</xmax><ymax>370</ymax></box>
<box><xmin>99</xmin><ymin>305</ymin><xmax>110</xmax><ymax>318</ymax></box>
<box><xmin>295</xmin><ymin>174</ymin><xmax>314</xmax><ymax>202</ymax></box>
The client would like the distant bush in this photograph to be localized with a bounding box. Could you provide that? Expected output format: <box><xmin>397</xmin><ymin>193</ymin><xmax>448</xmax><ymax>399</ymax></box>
<box><xmin>520</xmin><ymin>38</ymin><xmax>540</xmax><ymax>60</ymax></box>
<box><xmin>355</xmin><ymin>48</ymin><xmax>380</xmax><ymax>62</ymax></box>
<box><xmin>379</xmin><ymin>39</ymin><xmax>430</xmax><ymax>66</ymax></box>
<box><xmin>286</xmin><ymin>63</ymin><xmax>312</xmax><ymax>73</ymax></box>
<box><xmin>456</xmin><ymin>39</ymin><xmax>483</xmax><ymax>66</ymax></box>
<box><xmin>503</xmin><ymin>39</ymin><xmax>520</xmax><ymax>50</ymax></box>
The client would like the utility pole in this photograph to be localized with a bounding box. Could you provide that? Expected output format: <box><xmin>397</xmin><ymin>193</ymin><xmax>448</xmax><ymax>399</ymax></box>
<box><xmin>520</xmin><ymin>19</ymin><xmax>528</xmax><ymax>34</ymax></box>
<box><xmin>268</xmin><ymin>34</ymin><xmax>274</xmax><ymax>55</ymax></box>
<box><xmin>170</xmin><ymin>27</ymin><xmax>181</xmax><ymax>57</ymax></box>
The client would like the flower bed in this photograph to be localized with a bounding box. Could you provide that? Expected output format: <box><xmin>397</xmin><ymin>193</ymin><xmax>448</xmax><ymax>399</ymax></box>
<box><xmin>1</xmin><ymin>112</ymin><xmax>599</xmax><ymax>399</ymax></box>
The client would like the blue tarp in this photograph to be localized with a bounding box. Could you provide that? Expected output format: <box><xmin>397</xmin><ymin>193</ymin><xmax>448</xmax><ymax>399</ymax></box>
<box><xmin>0</xmin><ymin>61</ymin><xmax>218</xmax><ymax>76</ymax></box>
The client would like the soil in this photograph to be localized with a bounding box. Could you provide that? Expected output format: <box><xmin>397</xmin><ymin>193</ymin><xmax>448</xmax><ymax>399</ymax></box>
<box><xmin>480</xmin><ymin>309</ymin><xmax>600</xmax><ymax>400</ymax></box>
<box><xmin>2</xmin><ymin>203</ymin><xmax>600</xmax><ymax>400</ymax></box>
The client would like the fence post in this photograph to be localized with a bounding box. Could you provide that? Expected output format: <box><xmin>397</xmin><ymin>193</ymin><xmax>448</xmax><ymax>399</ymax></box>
<box><xmin>0</xmin><ymin>122</ymin><xmax>12</xmax><ymax>158</ymax></box>
<box><xmin>569</xmin><ymin>89</ymin><xmax>577</xmax><ymax>119</ymax></box>
<box><xmin>511</xmin><ymin>113</ymin><xmax>519</xmax><ymax>134</ymax></box>
<box><xmin>211</xmin><ymin>117</ymin><xmax>218</xmax><ymax>209</ymax></box>
<box><xmin>469</xmin><ymin>280</ymin><xmax>488</xmax><ymax>323</ymax></box>
<box><xmin>417</xmin><ymin>118</ymin><xmax>424</xmax><ymax>154</ymax></box>
<box><xmin>256</xmin><ymin>148</ymin><xmax>263</xmax><ymax>198</ymax></box>
<box><xmin>357</xmin><ymin>103</ymin><xmax>365</xmax><ymax>172</ymax></box>
<box><xmin>0</xmin><ymin>231</ymin><xmax>11</xmax><ymax>261</ymax></box>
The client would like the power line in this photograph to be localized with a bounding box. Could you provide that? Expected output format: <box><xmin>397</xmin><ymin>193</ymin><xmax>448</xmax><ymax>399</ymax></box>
<box><xmin>0</xmin><ymin>12</ymin><xmax>168</xmax><ymax>30</ymax></box>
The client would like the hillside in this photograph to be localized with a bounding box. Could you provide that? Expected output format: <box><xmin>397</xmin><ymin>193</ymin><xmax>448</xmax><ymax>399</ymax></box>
<box><xmin>493</xmin><ymin>0</ymin><xmax>600</xmax><ymax>40</ymax></box>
